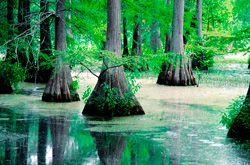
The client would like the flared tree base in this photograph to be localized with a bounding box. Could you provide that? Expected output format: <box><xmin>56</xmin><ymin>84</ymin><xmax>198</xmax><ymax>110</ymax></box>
<box><xmin>83</xmin><ymin>67</ymin><xmax>145</xmax><ymax>117</ymax></box>
<box><xmin>157</xmin><ymin>57</ymin><xmax>197</xmax><ymax>86</ymax></box>
<box><xmin>42</xmin><ymin>93</ymin><xmax>80</xmax><ymax>102</ymax></box>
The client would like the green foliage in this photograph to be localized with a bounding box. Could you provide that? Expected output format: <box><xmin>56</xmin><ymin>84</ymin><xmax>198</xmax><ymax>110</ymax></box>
<box><xmin>220</xmin><ymin>95</ymin><xmax>246</xmax><ymax>129</ymax></box>
<box><xmin>0</xmin><ymin>60</ymin><xmax>26</xmax><ymax>91</ymax></box>
<box><xmin>126</xmin><ymin>70</ymin><xmax>142</xmax><ymax>94</ymax></box>
<box><xmin>91</xmin><ymin>82</ymin><xmax>134</xmax><ymax>116</ymax></box>
<box><xmin>82</xmin><ymin>85</ymin><xmax>92</xmax><ymax>103</ymax></box>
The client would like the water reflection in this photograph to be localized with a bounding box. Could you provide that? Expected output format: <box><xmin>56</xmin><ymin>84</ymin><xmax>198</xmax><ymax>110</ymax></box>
<box><xmin>1</xmin><ymin>105</ymin><xmax>250</xmax><ymax>164</ymax></box>
<box><xmin>50</xmin><ymin>116</ymin><xmax>71</xmax><ymax>165</ymax></box>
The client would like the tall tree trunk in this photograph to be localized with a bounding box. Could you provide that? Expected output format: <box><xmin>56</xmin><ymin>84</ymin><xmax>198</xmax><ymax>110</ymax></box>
<box><xmin>42</xmin><ymin>0</ymin><xmax>80</xmax><ymax>102</ymax></box>
<box><xmin>157</xmin><ymin>0</ymin><xmax>171</xmax><ymax>84</ymax></box>
<box><xmin>196</xmin><ymin>0</ymin><xmax>202</xmax><ymax>40</ymax></box>
<box><xmin>150</xmin><ymin>20</ymin><xmax>162</xmax><ymax>53</ymax></box>
<box><xmin>82</xmin><ymin>0</ymin><xmax>144</xmax><ymax>116</ymax></box>
<box><xmin>0</xmin><ymin>0</ymin><xmax>15</xmax><ymax>94</ymax></box>
<box><xmin>18</xmin><ymin>0</ymin><xmax>35</xmax><ymax>82</ymax></box>
<box><xmin>157</xmin><ymin>0</ymin><xmax>196</xmax><ymax>86</ymax></box>
<box><xmin>132</xmin><ymin>15</ymin><xmax>142</xmax><ymax>56</ymax></box>
<box><xmin>38</xmin><ymin>0</ymin><xmax>53</xmax><ymax>83</ymax></box>
<box><xmin>123</xmin><ymin>17</ymin><xmax>129</xmax><ymax>56</ymax></box>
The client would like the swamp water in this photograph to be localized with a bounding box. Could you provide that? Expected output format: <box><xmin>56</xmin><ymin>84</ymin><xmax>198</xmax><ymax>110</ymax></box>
<box><xmin>1</xmin><ymin>64</ymin><xmax>250</xmax><ymax>164</ymax></box>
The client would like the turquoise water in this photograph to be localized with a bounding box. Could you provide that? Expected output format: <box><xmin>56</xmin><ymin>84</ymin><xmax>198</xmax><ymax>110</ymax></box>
<box><xmin>0</xmin><ymin>84</ymin><xmax>250</xmax><ymax>165</ymax></box>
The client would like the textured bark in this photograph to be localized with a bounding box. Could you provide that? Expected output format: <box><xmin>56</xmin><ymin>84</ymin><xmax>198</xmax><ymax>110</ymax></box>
<box><xmin>36</xmin><ymin>0</ymin><xmax>53</xmax><ymax>83</ymax></box>
<box><xmin>157</xmin><ymin>0</ymin><xmax>196</xmax><ymax>86</ymax></box>
<box><xmin>195</xmin><ymin>0</ymin><xmax>202</xmax><ymax>40</ymax></box>
<box><xmin>123</xmin><ymin>17</ymin><xmax>129</xmax><ymax>56</ymax></box>
<box><xmin>150</xmin><ymin>20</ymin><xmax>162</xmax><ymax>53</ymax></box>
<box><xmin>90</xmin><ymin>132</ymin><xmax>127</xmax><ymax>165</ymax></box>
<box><xmin>42</xmin><ymin>0</ymin><xmax>80</xmax><ymax>102</ymax></box>
<box><xmin>18</xmin><ymin>0</ymin><xmax>36</xmax><ymax>82</ymax></box>
<box><xmin>228</xmin><ymin>85</ymin><xmax>250</xmax><ymax>139</ymax></box>
<box><xmin>131</xmin><ymin>16</ymin><xmax>142</xmax><ymax>56</ymax></box>
<box><xmin>83</xmin><ymin>0</ymin><xmax>144</xmax><ymax>116</ymax></box>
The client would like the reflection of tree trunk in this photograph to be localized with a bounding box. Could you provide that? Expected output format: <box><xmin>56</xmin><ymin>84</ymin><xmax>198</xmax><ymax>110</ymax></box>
<box><xmin>50</xmin><ymin>116</ymin><xmax>71</xmax><ymax>165</ymax></box>
<box><xmin>91</xmin><ymin>132</ymin><xmax>127</xmax><ymax>165</ymax></box>
<box><xmin>4</xmin><ymin>115</ymin><xmax>14</xmax><ymax>165</ymax></box>
<box><xmin>38</xmin><ymin>117</ymin><xmax>49</xmax><ymax>165</ymax></box>
<box><xmin>130</xmin><ymin>140</ymin><xmax>139</xmax><ymax>165</ymax></box>
<box><xmin>168</xmin><ymin>123</ymin><xmax>181</xmax><ymax>164</ymax></box>
<box><xmin>16</xmin><ymin>115</ymin><xmax>29</xmax><ymax>165</ymax></box>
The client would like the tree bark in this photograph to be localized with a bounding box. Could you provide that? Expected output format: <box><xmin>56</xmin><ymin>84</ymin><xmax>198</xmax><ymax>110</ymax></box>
<box><xmin>228</xmin><ymin>85</ymin><xmax>250</xmax><ymax>139</ymax></box>
<box><xmin>82</xmin><ymin>0</ymin><xmax>144</xmax><ymax>116</ymax></box>
<box><xmin>123</xmin><ymin>17</ymin><xmax>129</xmax><ymax>56</ymax></box>
<box><xmin>18</xmin><ymin>0</ymin><xmax>36</xmax><ymax>82</ymax></box>
<box><xmin>42</xmin><ymin>0</ymin><xmax>80</xmax><ymax>102</ymax></box>
<box><xmin>157</xmin><ymin>0</ymin><xmax>196</xmax><ymax>86</ymax></box>
<box><xmin>150</xmin><ymin>20</ymin><xmax>162</xmax><ymax>53</ymax></box>
<box><xmin>36</xmin><ymin>0</ymin><xmax>53</xmax><ymax>83</ymax></box>
<box><xmin>132</xmin><ymin>15</ymin><xmax>142</xmax><ymax>56</ymax></box>
<box><xmin>195</xmin><ymin>0</ymin><xmax>202</xmax><ymax>40</ymax></box>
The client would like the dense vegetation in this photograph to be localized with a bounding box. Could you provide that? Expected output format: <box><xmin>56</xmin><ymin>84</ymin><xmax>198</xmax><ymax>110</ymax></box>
<box><xmin>0</xmin><ymin>0</ymin><xmax>250</xmax><ymax>135</ymax></box>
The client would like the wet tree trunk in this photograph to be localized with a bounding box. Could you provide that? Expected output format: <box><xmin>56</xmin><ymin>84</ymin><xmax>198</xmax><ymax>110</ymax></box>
<box><xmin>157</xmin><ymin>0</ymin><xmax>171</xmax><ymax>84</ymax></box>
<box><xmin>0</xmin><ymin>0</ymin><xmax>14</xmax><ymax>94</ymax></box>
<box><xmin>42</xmin><ymin>0</ymin><xmax>80</xmax><ymax>102</ymax></box>
<box><xmin>123</xmin><ymin>17</ymin><xmax>129</xmax><ymax>56</ymax></box>
<box><xmin>157</xmin><ymin>0</ymin><xmax>196</xmax><ymax>86</ymax></box>
<box><xmin>37</xmin><ymin>0</ymin><xmax>53</xmax><ymax>83</ymax></box>
<box><xmin>82</xmin><ymin>0</ymin><xmax>144</xmax><ymax>116</ymax></box>
<box><xmin>228</xmin><ymin>85</ymin><xmax>250</xmax><ymax>139</ymax></box>
<box><xmin>150</xmin><ymin>20</ymin><xmax>162</xmax><ymax>53</ymax></box>
<box><xmin>18</xmin><ymin>0</ymin><xmax>35</xmax><ymax>82</ymax></box>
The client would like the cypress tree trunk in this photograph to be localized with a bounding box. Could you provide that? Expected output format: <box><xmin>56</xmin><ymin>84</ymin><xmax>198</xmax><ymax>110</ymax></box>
<box><xmin>157</xmin><ymin>0</ymin><xmax>171</xmax><ymax>84</ymax></box>
<box><xmin>0</xmin><ymin>0</ymin><xmax>15</xmax><ymax>94</ymax></box>
<box><xmin>123</xmin><ymin>17</ymin><xmax>129</xmax><ymax>56</ymax></box>
<box><xmin>157</xmin><ymin>0</ymin><xmax>196</xmax><ymax>86</ymax></box>
<box><xmin>131</xmin><ymin>15</ymin><xmax>142</xmax><ymax>56</ymax></box>
<box><xmin>18</xmin><ymin>0</ymin><xmax>35</xmax><ymax>82</ymax></box>
<box><xmin>228</xmin><ymin>85</ymin><xmax>250</xmax><ymax>139</ymax></box>
<box><xmin>83</xmin><ymin>0</ymin><xmax>144</xmax><ymax>116</ymax></box>
<box><xmin>196</xmin><ymin>0</ymin><xmax>202</xmax><ymax>40</ymax></box>
<box><xmin>42</xmin><ymin>0</ymin><xmax>80</xmax><ymax>102</ymax></box>
<box><xmin>150</xmin><ymin>20</ymin><xmax>162</xmax><ymax>53</ymax></box>
<box><xmin>37</xmin><ymin>0</ymin><xmax>52</xmax><ymax>83</ymax></box>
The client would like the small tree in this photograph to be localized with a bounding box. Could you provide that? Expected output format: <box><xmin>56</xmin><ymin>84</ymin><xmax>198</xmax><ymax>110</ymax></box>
<box><xmin>83</xmin><ymin>0</ymin><xmax>145</xmax><ymax>116</ymax></box>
